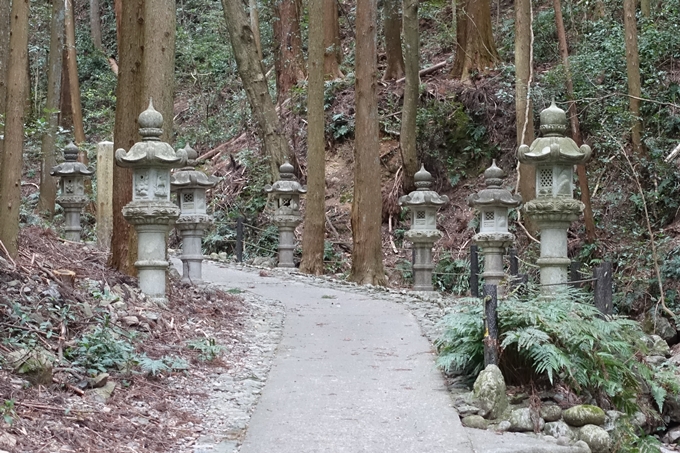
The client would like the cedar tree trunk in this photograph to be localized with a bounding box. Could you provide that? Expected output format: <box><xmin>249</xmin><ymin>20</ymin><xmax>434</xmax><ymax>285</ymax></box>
<box><xmin>400</xmin><ymin>0</ymin><xmax>419</xmax><ymax>193</ymax></box>
<box><xmin>382</xmin><ymin>0</ymin><xmax>404</xmax><ymax>81</ymax></box>
<box><xmin>623</xmin><ymin>0</ymin><xmax>643</xmax><ymax>155</ymax></box>
<box><xmin>273</xmin><ymin>0</ymin><xmax>305</xmax><ymax>102</ymax></box>
<box><xmin>452</xmin><ymin>0</ymin><xmax>498</xmax><ymax>81</ymax></box>
<box><xmin>323</xmin><ymin>0</ymin><xmax>343</xmax><ymax>79</ymax></box>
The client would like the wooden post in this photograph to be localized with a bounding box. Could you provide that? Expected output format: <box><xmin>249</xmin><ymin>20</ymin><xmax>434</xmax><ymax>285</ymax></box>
<box><xmin>509</xmin><ymin>247</ymin><xmax>518</xmax><ymax>276</ymax></box>
<box><xmin>96</xmin><ymin>141</ymin><xmax>114</xmax><ymax>250</ymax></box>
<box><xmin>470</xmin><ymin>244</ymin><xmax>479</xmax><ymax>297</ymax></box>
<box><xmin>570</xmin><ymin>260</ymin><xmax>581</xmax><ymax>288</ymax></box>
<box><xmin>483</xmin><ymin>284</ymin><xmax>499</xmax><ymax>366</ymax></box>
<box><xmin>593</xmin><ymin>261</ymin><xmax>613</xmax><ymax>315</ymax></box>
<box><xmin>236</xmin><ymin>216</ymin><xmax>244</xmax><ymax>263</ymax></box>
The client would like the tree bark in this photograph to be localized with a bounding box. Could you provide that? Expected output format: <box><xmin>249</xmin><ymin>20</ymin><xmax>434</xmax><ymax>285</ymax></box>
<box><xmin>90</xmin><ymin>0</ymin><xmax>103</xmax><ymax>50</ymax></box>
<box><xmin>323</xmin><ymin>0</ymin><xmax>343</xmax><ymax>79</ymax></box>
<box><xmin>65</xmin><ymin>0</ymin><xmax>86</xmax><ymax>147</ymax></box>
<box><xmin>400</xmin><ymin>0</ymin><xmax>419</xmax><ymax>193</ymax></box>
<box><xmin>451</xmin><ymin>0</ymin><xmax>498</xmax><ymax>81</ymax></box>
<box><xmin>349</xmin><ymin>0</ymin><xmax>387</xmax><ymax>286</ymax></box>
<box><xmin>623</xmin><ymin>0</ymin><xmax>643</xmax><ymax>155</ymax></box>
<box><xmin>38</xmin><ymin>0</ymin><xmax>66</xmax><ymax>217</ymax></box>
<box><xmin>640</xmin><ymin>0</ymin><xmax>650</xmax><ymax>17</ymax></box>
<box><xmin>514</xmin><ymin>0</ymin><xmax>536</xmax><ymax>235</ymax></box>
<box><xmin>110</xmin><ymin>0</ymin><xmax>144</xmax><ymax>275</ymax></box>
<box><xmin>0</xmin><ymin>0</ymin><xmax>10</xmax><ymax>164</ymax></box>
<box><xmin>0</xmin><ymin>0</ymin><xmax>30</xmax><ymax>259</ymax></box>
<box><xmin>249</xmin><ymin>0</ymin><xmax>263</xmax><ymax>62</ymax></box>
<box><xmin>382</xmin><ymin>0</ymin><xmax>404</xmax><ymax>81</ymax></box>
<box><xmin>221</xmin><ymin>0</ymin><xmax>292</xmax><ymax>180</ymax></box>
<box><xmin>553</xmin><ymin>0</ymin><xmax>596</xmax><ymax>243</ymax></box>
<box><xmin>300</xmin><ymin>0</ymin><xmax>326</xmax><ymax>275</ymax></box>
<box><xmin>273</xmin><ymin>0</ymin><xmax>306</xmax><ymax>102</ymax></box>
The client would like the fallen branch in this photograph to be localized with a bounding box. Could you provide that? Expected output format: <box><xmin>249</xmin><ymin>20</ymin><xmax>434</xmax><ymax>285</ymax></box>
<box><xmin>52</xmin><ymin>376</ymin><xmax>85</xmax><ymax>396</ymax></box>
<box><xmin>395</xmin><ymin>61</ymin><xmax>447</xmax><ymax>84</ymax></box>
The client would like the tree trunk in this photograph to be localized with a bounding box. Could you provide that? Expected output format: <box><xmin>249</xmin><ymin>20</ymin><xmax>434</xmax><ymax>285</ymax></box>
<box><xmin>349</xmin><ymin>0</ymin><xmax>387</xmax><ymax>286</ymax></box>
<box><xmin>65</xmin><ymin>0</ymin><xmax>86</xmax><ymax>147</ymax></box>
<box><xmin>38</xmin><ymin>0</ymin><xmax>66</xmax><ymax>218</ymax></box>
<box><xmin>110</xmin><ymin>0</ymin><xmax>144</xmax><ymax>275</ymax></box>
<box><xmin>114</xmin><ymin>0</ymin><xmax>122</xmax><ymax>46</ymax></box>
<box><xmin>382</xmin><ymin>0</ymin><xmax>404</xmax><ymax>81</ymax></box>
<box><xmin>593</xmin><ymin>0</ymin><xmax>605</xmax><ymax>18</ymax></box>
<box><xmin>323</xmin><ymin>0</ymin><xmax>343</xmax><ymax>79</ymax></box>
<box><xmin>0</xmin><ymin>0</ymin><xmax>10</xmax><ymax>164</ymax></box>
<box><xmin>249</xmin><ymin>0</ymin><xmax>263</xmax><ymax>62</ymax></box>
<box><xmin>300</xmin><ymin>0</ymin><xmax>325</xmax><ymax>275</ymax></box>
<box><xmin>400</xmin><ymin>0</ymin><xmax>419</xmax><ymax>193</ymax></box>
<box><xmin>59</xmin><ymin>48</ymin><xmax>73</xmax><ymax>130</ymax></box>
<box><xmin>640</xmin><ymin>0</ymin><xmax>650</xmax><ymax>17</ymax></box>
<box><xmin>0</xmin><ymin>0</ymin><xmax>30</xmax><ymax>259</ymax></box>
<box><xmin>221</xmin><ymin>0</ymin><xmax>292</xmax><ymax>180</ymax></box>
<box><xmin>514</xmin><ymin>0</ymin><xmax>536</xmax><ymax>235</ymax></box>
<box><xmin>90</xmin><ymin>0</ymin><xmax>103</xmax><ymax>50</ymax></box>
<box><xmin>554</xmin><ymin>0</ymin><xmax>596</xmax><ymax>243</ymax></box>
<box><xmin>623</xmin><ymin>0</ymin><xmax>643</xmax><ymax>155</ymax></box>
<box><xmin>451</xmin><ymin>0</ymin><xmax>498</xmax><ymax>81</ymax></box>
<box><xmin>273</xmin><ymin>0</ymin><xmax>306</xmax><ymax>102</ymax></box>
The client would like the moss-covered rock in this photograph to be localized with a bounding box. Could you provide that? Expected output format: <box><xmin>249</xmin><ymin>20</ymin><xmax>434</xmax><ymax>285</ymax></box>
<box><xmin>578</xmin><ymin>424</ymin><xmax>611</xmax><ymax>452</ymax></box>
<box><xmin>6</xmin><ymin>348</ymin><xmax>55</xmax><ymax>386</ymax></box>
<box><xmin>472</xmin><ymin>364</ymin><xmax>508</xmax><ymax>419</ymax></box>
<box><xmin>563</xmin><ymin>405</ymin><xmax>606</xmax><ymax>427</ymax></box>
<box><xmin>461</xmin><ymin>415</ymin><xmax>488</xmax><ymax>429</ymax></box>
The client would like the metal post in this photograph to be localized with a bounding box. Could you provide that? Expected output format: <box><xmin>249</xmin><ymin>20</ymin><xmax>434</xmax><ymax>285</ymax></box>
<box><xmin>236</xmin><ymin>216</ymin><xmax>244</xmax><ymax>263</ymax></box>
<box><xmin>570</xmin><ymin>261</ymin><xmax>581</xmax><ymax>288</ymax></box>
<box><xmin>470</xmin><ymin>244</ymin><xmax>479</xmax><ymax>298</ymax></box>
<box><xmin>593</xmin><ymin>261</ymin><xmax>613</xmax><ymax>315</ymax></box>
<box><xmin>483</xmin><ymin>284</ymin><xmax>499</xmax><ymax>366</ymax></box>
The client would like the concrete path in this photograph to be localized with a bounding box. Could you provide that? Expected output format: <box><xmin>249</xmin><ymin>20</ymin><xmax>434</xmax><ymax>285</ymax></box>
<box><xmin>196</xmin><ymin>262</ymin><xmax>590</xmax><ymax>453</ymax></box>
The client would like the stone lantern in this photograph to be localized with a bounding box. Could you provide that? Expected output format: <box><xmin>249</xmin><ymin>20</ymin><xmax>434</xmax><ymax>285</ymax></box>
<box><xmin>398</xmin><ymin>165</ymin><xmax>449</xmax><ymax>291</ymax></box>
<box><xmin>468</xmin><ymin>160</ymin><xmax>522</xmax><ymax>288</ymax></box>
<box><xmin>171</xmin><ymin>144</ymin><xmax>218</xmax><ymax>284</ymax></box>
<box><xmin>517</xmin><ymin>101</ymin><xmax>591</xmax><ymax>291</ymax></box>
<box><xmin>115</xmin><ymin>100</ymin><xmax>187</xmax><ymax>303</ymax></box>
<box><xmin>264</xmin><ymin>160</ymin><xmax>306</xmax><ymax>268</ymax></box>
<box><xmin>50</xmin><ymin>141</ymin><xmax>94</xmax><ymax>241</ymax></box>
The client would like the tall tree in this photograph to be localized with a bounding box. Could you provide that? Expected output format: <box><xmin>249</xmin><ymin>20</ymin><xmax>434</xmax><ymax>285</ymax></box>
<box><xmin>452</xmin><ymin>0</ymin><xmax>498</xmax><ymax>81</ymax></box>
<box><xmin>273</xmin><ymin>0</ymin><xmax>305</xmax><ymax>101</ymax></box>
<box><xmin>249</xmin><ymin>0</ymin><xmax>263</xmax><ymax>61</ymax></box>
<box><xmin>553</xmin><ymin>0</ymin><xmax>596</xmax><ymax>242</ymax></box>
<box><xmin>110</xmin><ymin>0</ymin><xmax>144</xmax><ymax>275</ymax></box>
<box><xmin>0</xmin><ymin>0</ymin><xmax>30</xmax><ymax>258</ymax></box>
<box><xmin>514</xmin><ymin>0</ymin><xmax>536</xmax><ymax>234</ymax></box>
<box><xmin>65</xmin><ymin>0</ymin><xmax>86</xmax><ymax>147</ymax></box>
<box><xmin>640</xmin><ymin>0</ymin><xmax>650</xmax><ymax>17</ymax></box>
<box><xmin>399</xmin><ymin>0</ymin><xmax>419</xmax><ymax>193</ymax></box>
<box><xmin>38</xmin><ymin>0</ymin><xmax>66</xmax><ymax>217</ymax></box>
<box><xmin>350</xmin><ymin>0</ymin><xmax>387</xmax><ymax>286</ymax></box>
<box><xmin>0</xmin><ymin>0</ymin><xmax>10</xmax><ymax>162</ymax></box>
<box><xmin>623</xmin><ymin>0</ymin><xmax>643</xmax><ymax>155</ymax></box>
<box><xmin>323</xmin><ymin>0</ymin><xmax>343</xmax><ymax>79</ymax></box>
<box><xmin>300</xmin><ymin>0</ymin><xmax>325</xmax><ymax>275</ymax></box>
<box><xmin>221</xmin><ymin>0</ymin><xmax>292</xmax><ymax>180</ymax></box>
<box><xmin>90</xmin><ymin>0</ymin><xmax>103</xmax><ymax>50</ymax></box>
<box><xmin>382</xmin><ymin>0</ymin><xmax>404</xmax><ymax>81</ymax></box>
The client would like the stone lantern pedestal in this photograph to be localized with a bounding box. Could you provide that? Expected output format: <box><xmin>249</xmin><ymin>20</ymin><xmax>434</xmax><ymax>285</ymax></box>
<box><xmin>171</xmin><ymin>145</ymin><xmax>218</xmax><ymax>284</ymax></box>
<box><xmin>518</xmin><ymin>102</ymin><xmax>591</xmax><ymax>292</ymax></box>
<box><xmin>50</xmin><ymin>142</ymin><xmax>94</xmax><ymax>241</ymax></box>
<box><xmin>265</xmin><ymin>161</ymin><xmax>306</xmax><ymax>268</ymax></box>
<box><xmin>399</xmin><ymin>165</ymin><xmax>449</xmax><ymax>291</ymax></box>
<box><xmin>468</xmin><ymin>161</ymin><xmax>522</xmax><ymax>288</ymax></box>
<box><xmin>115</xmin><ymin>101</ymin><xmax>187</xmax><ymax>303</ymax></box>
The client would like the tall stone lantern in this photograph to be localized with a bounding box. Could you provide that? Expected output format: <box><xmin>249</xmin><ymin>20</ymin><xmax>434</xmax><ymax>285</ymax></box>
<box><xmin>50</xmin><ymin>141</ymin><xmax>94</xmax><ymax>241</ymax></box>
<box><xmin>468</xmin><ymin>160</ymin><xmax>522</xmax><ymax>288</ymax></box>
<box><xmin>171</xmin><ymin>145</ymin><xmax>218</xmax><ymax>284</ymax></box>
<box><xmin>517</xmin><ymin>101</ymin><xmax>591</xmax><ymax>291</ymax></box>
<box><xmin>398</xmin><ymin>165</ymin><xmax>449</xmax><ymax>291</ymax></box>
<box><xmin>115</xmin><ymin>101</ymin><xmax>187</xmax><ymax>303</ymax></box>
<box><xmin>264</xmin><ymin>160</ymin><xmax>306</xmax><ymax>268</ymax></box>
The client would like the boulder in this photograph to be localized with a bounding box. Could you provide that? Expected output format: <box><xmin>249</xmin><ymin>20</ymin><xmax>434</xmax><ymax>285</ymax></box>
<box><xmin>6</xmin><ymin>348</ymin><xmax>54</xmax><ymax>386</ymax></box>
<box><xmin>461</xmin><ymin>415</ymin><xmax>488</xmax><ymax>430</ymax></box>
<box><xmin>508</xmin><ymin>408</ymin><xmax>544</xmax><ymax>432</ymax></box>
<box><xmin>563</xmin><ymin>404</ymin><xmax>606</xmax><ymax>427</ymax></box>
<box><xmin>543</xmin><ymin>420</ymin><xmax>576</xmax><ymax>440</ymax></box>
<box><xmin>472</xmin><ymin>364</ymin><xmax>508</xmax><ymax>419</ymax></box>
<box><xmin>540</xmin><ymin>403</ymin><xmax>562</xmax><ymax>422</ymax></box>
<box><xmin>642</xmin><ymin>313</ymin><xmax>676</xmax><ymax>343</ymax></box>
<box><xmin>662</xmin><ymin>426</ymin><xmax>680</xmax><ymax>444</ymax></box>
<box><xmin>579</xmin><ymin>424</ymin><xmax>611</xmax><ymax>452</ymax></box>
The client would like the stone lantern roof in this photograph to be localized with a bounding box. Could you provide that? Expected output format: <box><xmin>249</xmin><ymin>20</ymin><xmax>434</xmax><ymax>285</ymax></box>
<box><xmin>264</xmin><ymin>160</ymin><xmax>307</xmax><ymax>196</ymax></box>
<box><xmin>115</xmin><ymin>100</ymin><xmax>187</xmax><ymax>168</ymax></box>
<box><xmin>517</xmin><ymin>101</ymin><xmax>592</xmax><ymax>166</ymax></box>
<box><xmin>50</xmin><ymin>142</ymin><xmax>95</xmax><ymax>177</ymax></box>
<box><xmin>171</xmin><ymin>145</ymin><xmax>218</xmax><ymax>190</ymax></box>
<box><xmin>398</xmin><ymin>165</ymin><xmax>449</xmax><ymax>207</ymax></box>
<box><xmin>468</xmin><ymin>160</ymin><xmax>521</xmax><ymax>209</ymax></box>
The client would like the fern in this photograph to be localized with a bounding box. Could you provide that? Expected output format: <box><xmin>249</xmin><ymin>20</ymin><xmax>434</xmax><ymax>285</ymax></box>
<box><xmin>138</xmin><ymin>355</ymin><xmax>170</xmax><ymax>376</ymax></box>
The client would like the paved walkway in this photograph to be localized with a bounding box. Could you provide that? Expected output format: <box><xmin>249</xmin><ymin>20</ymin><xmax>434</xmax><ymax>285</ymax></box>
<box><xmin>197</xmin><ymin>262</ymin><xmax>589</xmax><ymax>453</ymax></box>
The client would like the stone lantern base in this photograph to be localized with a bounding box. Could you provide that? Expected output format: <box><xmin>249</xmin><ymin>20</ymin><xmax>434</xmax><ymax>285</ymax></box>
<box><xmin>473</xmin><ymin>232</ymin><xmax>514</xmax><ymax>289</ymax></box>
<box><xmin>525</xmin><ymin>198</ymin><xmax>582</xmax><ymax>293</ymax></box>
<box><xmin>123</xmin><ymin>202</ymin><xmax>180</xmax><ymax>304</ymax></box>
<box><xmin>274</xmin><ymin>216</ymin><xmax>301</xmax><ymax>269</ymax></box>
<box><xmin>57</xmin><ymin>196</ymin><xmax>88</xmax><ymax>242</ymax></box>
<box><xmin>405</xmin><ymin>230</ymin><xmax>442</xmax><ymax>292</ymax></box>
<box><xmin>175</xmin><ymin>216</ymin><xmax>212</xmax><ymax>284</ymax></box>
